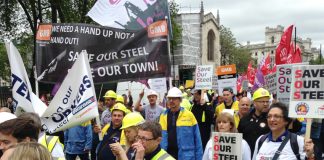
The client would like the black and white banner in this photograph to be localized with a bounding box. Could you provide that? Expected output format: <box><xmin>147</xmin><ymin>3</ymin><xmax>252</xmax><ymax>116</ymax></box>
<box><xmin>36</xmin><ymin>22</ymin><xmax>170</xmax><ymax>83</ymax></box>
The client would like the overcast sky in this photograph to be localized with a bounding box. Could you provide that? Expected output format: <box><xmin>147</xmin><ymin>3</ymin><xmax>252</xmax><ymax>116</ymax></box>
<box><xmin>174</xmin><ymin>0</ymin><xmax>324</xmax><ymax>50</ymax></box>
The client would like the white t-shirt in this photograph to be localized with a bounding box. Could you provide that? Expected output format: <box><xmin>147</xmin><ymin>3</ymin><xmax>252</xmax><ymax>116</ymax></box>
<box><xmin>252</xmin><ymin>134</ymin><xmax>306</xmax><ymax>160</ymax></box>
<box><xmin>203</xmin><ymin>138</ymin><xmax>251</xmax><ymax>160</ymax></box>
<box><xmin>142</xmin><ymin>104</ymin><xmax>164</xmax><ymax>121</ymax></box>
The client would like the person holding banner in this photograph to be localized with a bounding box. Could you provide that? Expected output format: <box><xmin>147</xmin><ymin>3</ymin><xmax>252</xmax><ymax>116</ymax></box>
<box><xmin>215</xmin><ymin>87</ymin><xmax>239</xmax><ymax>118</ymax></box>
<box><xmin>252</xmin><ymin>102</ymin><xmax>316</xmax><ymax>160</ymax></box>
<box><xmin>191</xmin><ymin>89</ymin><xmax>215</xmax><ymax>151</ymax></box>
<box><xmin>96</xmin><ymin>103</ymin><xmax>128</xmax><ymax>160</ymax></box>
<box><xmin>159</xmin><ymin>87</ymin><xmax>203</xmax><ymax>160</ymax></box>
<box><xmin>238</xmin><ymin>88</ymin><xmax>270</xmax><ymax>154</ymax></box>
<box><xmin>101</xmin><ymin>90</ymin><xmax>117</xmax><ymax>126</ymax></box>
<box><xmin>203</xmin><ymin>112</ymin><xmax>251</xmax><ymax>160</ymax></box>
<box><xmin>134</xmin><ymin>89</ymin><xmax>164</xmax><ymax>122</ymax></box>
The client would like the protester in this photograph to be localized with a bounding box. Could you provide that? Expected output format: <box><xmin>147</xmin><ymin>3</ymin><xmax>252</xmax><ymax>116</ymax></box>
<box><xmin>6</xmin><ymin>97</ymin><xmax>16</xmax><ymax>113</ymax></box>
<box><xmin>132</xmin><ymin>121</ymin><xmax>175</xmax><ymax>160</ymax></box>
<box><xmin>97</xmin><ymin>97</ymin><xmax>105</xmax><ymax>117</ymax></box>
<box><xmin>0</xmin><ymin>116</ymin><xmax>39</xmax><ymax>153</ymax></box>
<box><xmin>110</xmin><ymin>112</ymin><xmax>145</xmax><ymax>160</ymax></box>
<box><xmin>203</xmin><ymin>112</ymin><xmax>251</xmax><ymax>160</ymax></box>
<box><xmin>96</xmin><ymin>103</ymin><xmax>128</xmax><ymax>160</ymax></box>
<box><xmin>64</xmin><ymin>121</ymin><xmax>92</xmax><ymax>160</ymax></box>
<box><xmin>191</xmin><ymin>89</ymin><xmax>214</xmax><ymax>150</ymax></box>
<box><xmin>18</xmin><ymin>112</ymin><xmax>65</xmax><ymax>160</ymax></box>
<box><xmin>134</xmin><ymin>89</ymin><xmax>164</xmax><ymax>121</ymax></box>
<box><xmin>159</xmin><ymin>87</ymin><xmax>203</xmax><ymax>159</ymax></box>
<box><xmin>238</xmin><ymin>88</ymin><xmax>270</xmax><ymax>153</ymax></box>
<box><xmin>0</xmin><ymin>112</ymin><xmax>16</xmax><ymax>158</ymax></box>
<box><xmin>122</xmin><ymin>90</ymin><xmax>133</xmax><ymax>111</ymax></box>
<box><xmin>101</xmin><ymin>90</ymin><xmax>117</xmax><ymax>126</ymax></box>
<box><xmin>7</xmin><ymin>142</ymin><xmax>52</xmax><ymax>160</ymax></box>
<box><xmin>252</xmin><ymin>102</ymin><xmax>315</xmax><ymax>160</ymax></box>
<box><xmin>234</xmin><ymin>97</ymin><xmax>251</xmax><ymax>128</ymax></box>
<box><xmin>215</xmin><ymin>87</ymin><xmax>239</xmax><ymax>118</ymax></box>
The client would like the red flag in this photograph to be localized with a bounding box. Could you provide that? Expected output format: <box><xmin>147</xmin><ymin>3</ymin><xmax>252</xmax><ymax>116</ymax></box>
<box><xmin>292</xmin><ymin>44</ymin><xmax>302</xmax><ymax>63</ymax></box>
<box><xmin>276</xmin><ymin>25</ymin><xmax>294</xmax><ymax>65</ymax></box>
<box><xmin>286</xmin><ymin>42</ymin><xmax>295</xmax><ymax>64</ymax></box>
<box><xmin>247</xmin><ymin>61</ymin><xmax>255</xmax><ymax>85</ymax></box>
<box><xmin>261</xmin><ymin>53</ymin><xmax>271</xmax><ymax>75</ymax></box>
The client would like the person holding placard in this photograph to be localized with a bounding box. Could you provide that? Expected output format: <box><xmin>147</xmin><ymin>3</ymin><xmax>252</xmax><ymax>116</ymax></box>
<box><xmin>252</xmin><ymin>102</ymin><xmax>316</xmax><ymax>160</ymax></box>
<box><xmin>203</xmin><ymin>112</ymin><xmax>251</xmax><ymax>160</ymax></box>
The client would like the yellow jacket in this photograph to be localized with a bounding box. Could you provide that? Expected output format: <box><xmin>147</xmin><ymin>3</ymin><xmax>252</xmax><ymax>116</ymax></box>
<box><xmin>215</xmin><ymin>101</ymin><xmax>239</xmax><ymax>117</ymax></box>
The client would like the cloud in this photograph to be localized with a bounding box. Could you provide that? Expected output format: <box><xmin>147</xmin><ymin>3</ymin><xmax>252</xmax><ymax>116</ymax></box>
<box><xmin>175</xmin><ymin>0</ymin><xmax>324</xmax><ymax>48</ymax></box>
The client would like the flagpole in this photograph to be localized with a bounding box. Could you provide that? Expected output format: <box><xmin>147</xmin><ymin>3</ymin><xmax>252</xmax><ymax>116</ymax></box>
<box><xmin>34</xmin><ymin>66</ymin><xmax>39</xmax><ymax>97</ymax></box>
<box><xmin>320</xmin><ymin>44</ymin><xmax>322</xmax><ymax>64</ymax></box>
<box><xmin>294</xmin><ymin>26</ymin><xmax>297</xmax><ymax>53</ymax></box>
<box><xmin>166</xmin><ymin>16</ymin><xmax>173</xmax><ymax>89</ymax></box>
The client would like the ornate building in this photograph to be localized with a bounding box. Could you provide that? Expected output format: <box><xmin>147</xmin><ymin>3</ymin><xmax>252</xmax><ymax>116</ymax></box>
<box><xmin>244</xmin><ymin>25</ymin><xmax>320</xmax><ymax>67</ymax></box>
<box><xmin>173</xmin><ymin>2</ymin><xmax>221</xmax><ymax>84</ymax></box>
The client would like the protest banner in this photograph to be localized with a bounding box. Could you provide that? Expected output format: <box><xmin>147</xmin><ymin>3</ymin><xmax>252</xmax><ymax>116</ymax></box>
<box><xmin>216</xmin><ymin>64</ymin><xmax>237</xmax><ymax>96</ymax></box>
<box><xmin>195</xmin><ymin>65</ymin><xmax>213</xmax><ymax>90</ymax></box>
<box><xmin>5</xmin><ymin>41</ymin><xmax>47</xmax><ymax>116</ymax></box>
<box><xmin>36</xmin><ymin>21</ymin><xmax>170</xmax><ymax>83</ymax></box>
<box><xmin>276</xmin><ymin>63</ymin><xmax>308</xmax><ymax>106</ymax></box>
<box><xmin>41</xmin><ymin>53</ymin><xmax>99</xmax><ymax>133</ymax></box>
<box><xmin>87</xmin><ymin>0</ymin><xmax>169</xmax><ymax>30</ymax></box>
<box><xmin>212</xmin><ymin>132</ymin><xmax>242</xmax><ymax>160</ymax></box>
<box><xmin>264</xmin><ymin>73</ymin><xmax>276</xmax><ymax>94</ymax></box>
<box><xmin>242</xmin><ymin>80</ymin><xmax>249</xmax><ymax>91</ymax></box>
<box><xmin>185</xmin><ymin>80</ymin><xmax>194</xmax><ymax>89</ymax></box>
<box><xmin>148</xmin><ymin>77</ymin><xmax>167</xmax><ymax>94</ymax></box>
<box><xmin>212</xmin><ymin>75</ymin><xmax>218</xmax><ymax>91</ymax></box>
<box><xmin>289</xmin><ymin>65</ymin><xmax>324</xmax><ymax>118</ymax></box>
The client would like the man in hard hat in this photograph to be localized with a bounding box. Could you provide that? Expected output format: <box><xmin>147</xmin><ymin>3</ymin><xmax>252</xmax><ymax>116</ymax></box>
<box><xmin>134</xmin><ymin>89</ymin><xmax>164</xmax><ymax>121</ymax></box>
<box><xmin>159</xmin><ymin>87</ymin><xmax>203</xmax><ymax>159</ymax></box>
<box><xmin>238</xmin><ymin>88</ymin><xmax>270</xmax><ymax>153</ymax></box>
<box><xmin>109</xmin><ymin>112</ymin><xmax>145</xmax><ymax>160</ymax></box>
<box><xmin>215</xmin><ymin>87</ymin><xmax>239</xmax><ymax>118</ymax></box>
<box><xmin>191</xmin><ymin>89</ymin><xmax>214</xmax><ymax>151</ymax></box>
<box><xmin>131</xmin><ymin>121</ymin><xmax>175</xmax><ymax>160</ymax></box>
<box><xmin>101</xmin><ymin>90</ymin><xmax>117</xmax><ymax>126</ymax></box>
<box><xmin>96</xmin><ymin>103</ymin><xmax>128</xmax><ymax>160</ymax></box>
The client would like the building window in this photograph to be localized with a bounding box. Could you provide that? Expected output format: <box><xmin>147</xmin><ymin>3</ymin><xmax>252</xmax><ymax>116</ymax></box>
<box><xmin>207</xmin><ymin>30</ymin><xmax>215</xmax><ymax>61</ymax></box>
<box><xmin>271</xmin><ymin>50</ymin><xmax>274</xmax><ymax>54</ymax></box>
<box><xmin>271</xmin><ymin>36</ymin><xmax>275</xmax><ymax>44</ymax></box>
<box><xmin>262</xmin><ymin>51</ymin><xmax>264</xmax><ymax>55</ymax></box>
<box><xmin>255</xmin><ymin>52</ymin><xmax>257</xmax><ymax>56</ymax></box>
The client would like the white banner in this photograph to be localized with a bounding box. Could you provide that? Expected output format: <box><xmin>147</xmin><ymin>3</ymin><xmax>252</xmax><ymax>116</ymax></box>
<box><xmin>149</xmin><ymin>77</ymin><xmax>167</xmax><ymax>94</ymax></box>
<box><xmin>195</xmin><ymin>65</ymin><xmax>214</xmax><ymax>90</ymax></box>
<box><xmin>87</xmin><ymin>0</ymin><xmax>168</xmax><ymax>29</ymax></box>
<box><xmin>212</xmin><ymin>132</ymin><xmax>242</xmax><ymax>160</ymax></box>
<box><xmin>5</xmin><ymin>41</ymin><xmax>47</xmax><ymax>116</ymax></box>
<box><xmin>289</xmin><ymin>65</ymin><xmax>324</xmax><ymax>118</ymax></box>
<box><xmin>264</xmin><ymin>73</ymin><xmax>276</xmax><ymax>94</ymax></box>
<box><xmin>41</xmin><ymin>53</ymin><xmax>99</xmax><ymax>133</ymax></box>
<box><xmin>217</xmin><ymin>78</ymin><xmax>237</xmax><ymax>96</ymax></box>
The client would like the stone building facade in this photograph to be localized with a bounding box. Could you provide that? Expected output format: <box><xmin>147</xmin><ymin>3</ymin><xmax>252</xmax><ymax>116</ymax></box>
<box><xmin>173</xmin><ymin>3</ymin><xmax>221</xmax><ymax>84</ymax></box>
<box><xmin>244</xmin><ymin>25</ymin><xmax>320</xmax><ymax>67</ymax></box>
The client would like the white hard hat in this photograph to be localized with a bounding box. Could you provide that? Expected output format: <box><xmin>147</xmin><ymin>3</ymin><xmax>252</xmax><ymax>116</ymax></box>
<box><xmin>147</xmin><ymin>90</ymin><xmax>158</xmax><ymax>97</ymax></box>
<box><xmin>167</xmin><ymin>87</ymin><xmax>183</xmax><ymax>98</ymax></box>
<box><xmin>0</xmin><ymin>112</ymin><xmax>17</xmax><ymax>124</ymax></box>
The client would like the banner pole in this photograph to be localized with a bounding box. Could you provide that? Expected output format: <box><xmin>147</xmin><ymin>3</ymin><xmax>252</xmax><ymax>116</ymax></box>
<box><xmin>34</xmin><ymin>66</ymin><xmax>39</xmax><ymax>97</ymax></box>
<box><xmin>98</xmin><ymin>84</ymin><xmax>103</xmax><ymax>100</ymax></box>
<box><xmin>305</xmin><ymin>118</ymin><xmax>312</xmax><ymax>139</ymax></box>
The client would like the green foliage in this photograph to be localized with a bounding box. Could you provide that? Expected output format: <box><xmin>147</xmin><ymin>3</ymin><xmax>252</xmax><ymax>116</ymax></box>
<box><xmin>309</xmin><ymin>53</ymin><xmax>324</xmax><ymax>64</ymax></box>
<box><xmin>169</xmin><ymin>0</ymin><xmax>182</xmax><ymax>49</ymax></box>
<box><xmin>220</xmin><ymin>25</ymin><xmax>253</xmax><ymax>73</ymax></box>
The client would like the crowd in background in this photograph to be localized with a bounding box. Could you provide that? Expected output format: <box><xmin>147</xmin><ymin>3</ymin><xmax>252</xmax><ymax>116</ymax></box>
<box><xmin>0</xmin><ymin>85</ymin><xmax>323</xmax><ymax>160</ymax></box>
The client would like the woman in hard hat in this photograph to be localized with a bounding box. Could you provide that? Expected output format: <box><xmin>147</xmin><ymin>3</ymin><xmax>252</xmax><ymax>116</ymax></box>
<box><xmin>110</xmin><ymin>112</ymin><xmax>145</xmax><ymax>160</ymax></box>
<box><xmin>203</xmin><ymin>112</ymin><xmax>251</xmax><ymax>160</ymax></box>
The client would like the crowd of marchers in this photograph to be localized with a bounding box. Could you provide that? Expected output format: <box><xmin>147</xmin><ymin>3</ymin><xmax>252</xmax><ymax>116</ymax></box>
<box><xmin>0</xmin><ymin>86</ymin><xmax>323</xmax><ymax>160</ymax></box>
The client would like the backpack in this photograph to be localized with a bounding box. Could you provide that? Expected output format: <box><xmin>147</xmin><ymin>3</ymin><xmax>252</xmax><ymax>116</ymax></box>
<box><xmin>257</xmin><ymin>132</ymin><xmax>301</xmax><ymax>160</ymax></box>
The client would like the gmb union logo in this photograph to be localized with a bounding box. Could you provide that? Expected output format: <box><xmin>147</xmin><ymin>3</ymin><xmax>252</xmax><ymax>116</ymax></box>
<box><xmin>315</xmin><ymin>105</ymin><xmax>324</xmax><ymax>115</ymax></box>
<box><xmin>295</xmin><ymin>102</ymin><xmax>309</xmax><ymax>115</ymax></box>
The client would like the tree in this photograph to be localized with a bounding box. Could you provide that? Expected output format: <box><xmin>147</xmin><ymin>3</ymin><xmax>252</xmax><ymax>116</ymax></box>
<box><xmin>220</xmin><ymin>25</ymin><xmax>253</xmax><ymax>73</ymax></box>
